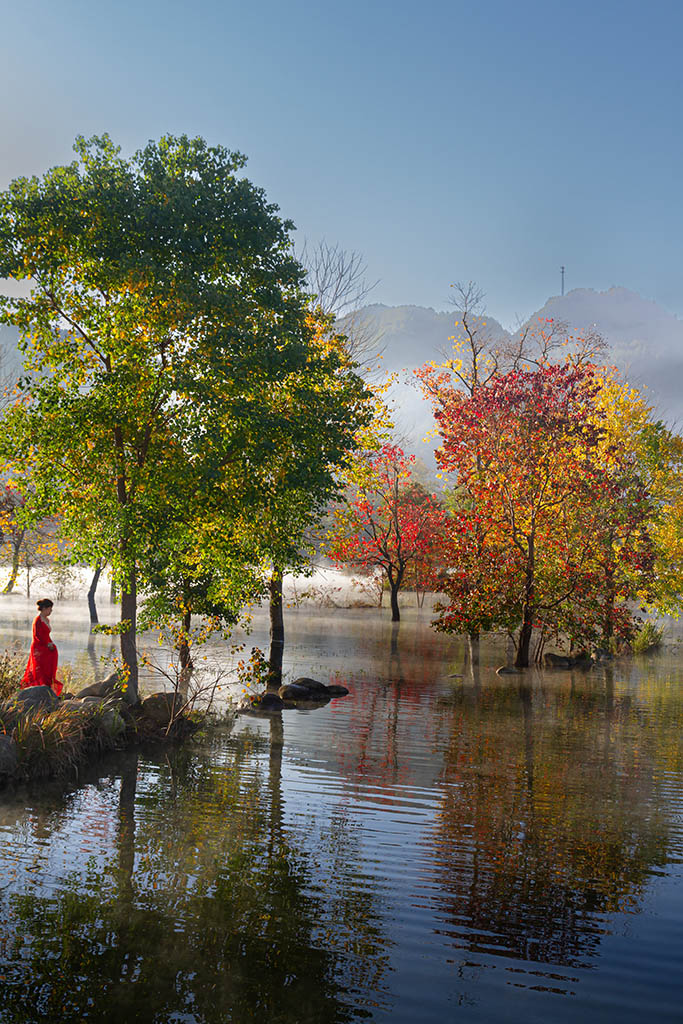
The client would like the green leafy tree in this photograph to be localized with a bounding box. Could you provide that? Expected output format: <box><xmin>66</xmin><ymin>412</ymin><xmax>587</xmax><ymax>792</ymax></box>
<box><xmin>0</xmin><ymin>135</ymin><xmax>367</xmax><ymax>699</ymax></box>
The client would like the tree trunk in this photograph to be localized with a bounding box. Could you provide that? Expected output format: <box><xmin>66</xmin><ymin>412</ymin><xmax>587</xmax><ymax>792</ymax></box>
<box><xmin>389</xmin><ymin>589</ymin><xmax>401</xmax><ymax>618</ymax></box>
<box><xmin>88</xmin><ymin>563</ymin><xmax>102</xmax><ymax>627</ymax></box>
<box><xmin>603</xmin><ymin>569</ymin><xmax>615</xmax><ymax>651</ymax></box>
<box><xmin>179</xmin><ymin>608</ymin><xmax>192</xmax><ymax>694</ymax></box>
<box><xmin>468</xmin><ymin>631</ymin><xmax>480</xmax><ymax>665</ymax></box>
<box><xmin>515</xmin><ymin>540</ymin><xmax>535</xmax><ymax>669</ymax></box>
<box><xmin>2</xmin><ymin>531</ymin><xmax>24</xmax><ymax>594</ymax></box>
<box><xmin>119</xmin><ymin>571</ymin><xmax>138</xmax><ymax>703</ymax></box>
<box><xmin>268</xmin><ymin>570</ymin><xmax>285</xmax><ymax>690</ymax></box>
<box><xmin>389</xmin><ymin>577</ymin><xmax>401</xmax><ymax>622</ymax></box>
<box><xmin>516</xmin><ymin>613</ymin><xmax>533</xmax><ymax>669</ymax></box>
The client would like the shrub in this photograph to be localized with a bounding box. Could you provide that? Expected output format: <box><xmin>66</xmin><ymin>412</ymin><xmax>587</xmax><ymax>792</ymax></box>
<box><xmin>632</xmin><ymin>621</ymin><xmax>664</xmax><ymax>654</ymax></box>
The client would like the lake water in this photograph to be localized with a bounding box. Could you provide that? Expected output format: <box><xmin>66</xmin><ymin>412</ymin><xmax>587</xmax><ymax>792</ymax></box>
<box><xmin>1</xmin><ymin>596</ymin><xmax>683</xmax><ymax>1022</ymax></box>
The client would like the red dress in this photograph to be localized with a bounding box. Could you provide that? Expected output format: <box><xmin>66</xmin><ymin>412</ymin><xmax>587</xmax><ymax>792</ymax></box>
<box><xmin>21</xmin><ymin>616</ymin><xmax>63</xmax><ymax>696</ymax></box>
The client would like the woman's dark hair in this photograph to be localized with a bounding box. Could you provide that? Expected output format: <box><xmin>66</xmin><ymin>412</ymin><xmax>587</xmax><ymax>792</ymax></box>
<box><xmin>36</xmin><ymin>599</ymin><xmax>54</xmax><ymax>611</ymax></box>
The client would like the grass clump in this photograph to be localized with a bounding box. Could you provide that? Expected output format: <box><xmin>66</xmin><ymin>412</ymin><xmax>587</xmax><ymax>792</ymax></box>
<box><xmin>632</xmin><ymin>621</ymin><xmax>664</xmax><ymax>654</ymax></box>
<box><xmin>0</xmin><ymin>649</ymin><xmax>24</xmax><ymax>702</ymax></box>
<box><xmin>12</xmin><ymin>702</ymin><xmax>128</xmax><ymax>781</ymax></box>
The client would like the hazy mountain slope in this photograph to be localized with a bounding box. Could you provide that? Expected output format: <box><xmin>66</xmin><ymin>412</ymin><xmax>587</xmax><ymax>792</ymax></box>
<box><xmin>350</xmin><ymin>290</ymin><xmax>683</xmax><ymax>457</ymax></box>
<box><xmin>343</xmin><ymin>304</ymin><xmax>509</xmax><ymax>457</ymax></box>
<box><xmin>527</xmin><ymin>287</ymin><xmax>683</xmax><ymax>423</ymax></box>
<box><xmin>351</xmin><ymin>303</ymin><xmax>509</xmax><ymax>371</ymax></box>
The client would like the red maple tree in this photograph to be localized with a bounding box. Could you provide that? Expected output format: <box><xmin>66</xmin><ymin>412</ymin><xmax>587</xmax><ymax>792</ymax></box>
<box><xmin>423</xmin><ymin>363</ymin><xmax>654</xmax><ymax>666</ymax></box>
<box><xmin>326</xmin><ymin>445</ymin><xmax>447</xmax><ymax>621</ymax></box>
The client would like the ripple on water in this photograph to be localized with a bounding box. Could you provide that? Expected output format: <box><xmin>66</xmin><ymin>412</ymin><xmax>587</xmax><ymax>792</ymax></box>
<box><xmin>2</xmin><ymin>613</ymin><xmax>683</xmax><ymax>1021</ymax></box>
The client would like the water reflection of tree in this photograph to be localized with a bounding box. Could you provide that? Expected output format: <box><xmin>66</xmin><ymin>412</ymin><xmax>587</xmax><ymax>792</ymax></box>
<box><xmin>427</xmin><ymin>673</ymin><xmax>673</xmax><ymax>975</ymax></box>
<box><xmin>327</xmin><ymin>623</ymin><xmax>450</xmax><ymax>790</ymax></box>
<box><xmin>0</xmin><ymin>726</ymin><xmax>390</xmax><ymax>1023</ymax></box>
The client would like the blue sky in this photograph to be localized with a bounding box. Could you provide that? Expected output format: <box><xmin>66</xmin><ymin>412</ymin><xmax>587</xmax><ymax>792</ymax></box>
<box><xmin>2</xmin><ymin>0</ymin><xmax>682</xmax><ymax>328</ymax></box>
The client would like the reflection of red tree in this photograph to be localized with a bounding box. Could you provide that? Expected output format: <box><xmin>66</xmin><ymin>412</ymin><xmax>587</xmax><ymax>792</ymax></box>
<box><xmin>323</xmin><ymin>668</ymin><xmax>443</xmax><ymax>796</ymax></box>
<box><xmin>424</xmin><ymin>678</ymin><xmax>670</xmax><ymax>979</ymax></box>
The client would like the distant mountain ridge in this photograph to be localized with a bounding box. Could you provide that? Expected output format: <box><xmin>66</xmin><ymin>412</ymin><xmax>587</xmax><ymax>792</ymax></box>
<box><xmin>2</xmin><ymin>287</ymin><xmax>682</xmax><ymax>451</ymax></box>
<box><xmin>351</xmin><ymin>289</ymin><xmax>683</xmax><ymax>449</ymax></box>
<box><xmin>527</xmin><ymin>288</ymin><xmax>683</xmax><ymax>423</ymax></box>
<box><xmin>351</xmin><ymin>302</ymin><xmax>508</xmax><ymax>370</ymax></box>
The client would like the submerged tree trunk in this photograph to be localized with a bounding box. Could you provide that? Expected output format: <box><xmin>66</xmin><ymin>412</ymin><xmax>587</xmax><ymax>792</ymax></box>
<box><xmin>468</xmin><ymin>631</ymin><xmax>480</xmax><ymax>665</ymax></box>
<box><xmin>390</xmin><ymin>621</ymin><xmax>400</xmax><ymax>655</ymax></box>
<box><xmin>268</xmin><ymin>569</ymin><xmax>285</xmax><ymax>691</ymax></box>
<box><xmin>86</xmin><ymin>632</ymin><xmax>98</xmax><ymax>680</ymax></box>
<box><xmin>118</xmin><ymin>751</ymin><xmax>138</xmax><ymax>896</ymax></box>
<box><xmin>519</xmin><ymin>682</ymin><xmax>534</xmax><ymax>794</ymax></box>
<box><xmin>119</xmin><ymin>570</ymin><xmax>138</xmax><ymax>703</ymax></box>
<box><xmin>515</xmin><ymin>542</ymin><xmax>535</xmax><ymax>669</ymax></box>
<box><xmin>179</xmin><ymin>608</ymin><xmax>192</xmax><ymax>694</ymax></box>
<box><xmin>268</xmin><ymin>714</ymin><xmax>284</xmax><ymax>859</ymax></box>
<box><xmin>88</xmin><ymin>563</ymin><xmax>102</xmax><ymax>627</ymax></box>
<box><xmin>516</xmin><ymin>613</ymin><xmax>534</xmax><ymax>669</ymax></box>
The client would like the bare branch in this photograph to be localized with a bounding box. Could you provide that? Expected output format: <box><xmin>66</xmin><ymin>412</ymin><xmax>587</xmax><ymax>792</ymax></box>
<box><xmin>299</xmin><ymin>239</ymin><xmax>384</xmax><ymax>374</ymax></box>
<box><xmin>300</xmin><ymin>240</ymin><xmax>378</xmax><ymax>319</ymax></box>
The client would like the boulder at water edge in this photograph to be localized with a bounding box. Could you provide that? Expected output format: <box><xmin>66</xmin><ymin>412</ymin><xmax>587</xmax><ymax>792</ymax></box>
<box><xmin>76</xmin><ymin>671</ymin><xmax>123</xmax><ymax>700</ymax></box>
<box><xmin>12</xmin><ymin>686</ymin><xmax>60</xmax><ymax>713</ymax></box>
<box><xmin>58</xmin><ymin>699</ymin><xmax>91</xmax><ymax>714</ymax></box>
<box><xmin>244</xmin><ymin>692</ymin><xmax>285</xmax><ymax>713</ymax></box>
<box><xmin>55</xmin><ymin>701</ymin><xmax>125</xmax><ymax>738</ymax></box>
<box><xmin>278</xmin><ymin>683</ymin><xmax>328</xmax><ymax>702</ymax></box>
<box><xmin>141</xmin><ymin>693</ymin><xmax>182</xmax><ymax>728</ymax></box>
<box><xmin>544</xmin><ymin>651</ymin><xmax>592</xmax><ymax>670</ymax></box>
<box><xmin>280</xmin><ymin>679</ymin><xmax>349</xmax><ymax>701</ymax></box>
<box><xmin>291</xmin><ymin>677</ymin><xmax>330</xmax><ymax>695</ymax></box>
<box><xmin>100</xmin><ymin>709</ymin><xmax>126</xmax><ymax>739</ymax></box>
<box><xmin>326</xmin><ymin>684</ymin><xmax>349</xmax><ymax>697</ymax></box>
<box><xmin>0</xmin><ymin>687</ymin><xmax>58</xmax><ymax>733</ymax></box>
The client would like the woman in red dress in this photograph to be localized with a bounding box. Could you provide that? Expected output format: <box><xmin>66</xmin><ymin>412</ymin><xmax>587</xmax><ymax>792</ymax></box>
<box><xmin>21</xmin><ymin>598</ymin><xmax>63</xmax><ymax>696</ymax></box>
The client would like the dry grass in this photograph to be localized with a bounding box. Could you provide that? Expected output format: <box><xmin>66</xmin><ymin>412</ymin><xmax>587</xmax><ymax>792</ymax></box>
<box><xmin>0</xmin><ymin>649</ymin><xmax>24</xmax><ymax>702</ymax></box>
<box><xmin>0</xmin><ymin>649</ymin><xmax>202</xmax><ymax>784</ymax></box>
<box><xmin>12</xmin><ymin>702</ymin><xmax>128</xmax><ymax>781</ymax></box>
<box><xmin>2</xmin><ymin>696</ymin><xmax>199</xmax><ymax>784</ymax></box>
